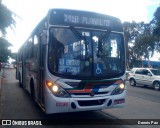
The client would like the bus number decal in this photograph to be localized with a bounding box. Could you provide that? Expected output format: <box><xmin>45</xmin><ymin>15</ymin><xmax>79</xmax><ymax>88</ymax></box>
<box><xmin>56</xmin><ymin>102</ymin><xmax>68</xmax><ymax>107</ymax></box>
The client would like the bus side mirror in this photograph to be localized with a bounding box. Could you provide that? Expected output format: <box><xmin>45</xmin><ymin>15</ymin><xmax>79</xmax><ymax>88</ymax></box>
<box><xmin>41</xmin><ymin>30</ymin><xmax>47</xmax><ymax>45</ymax></box>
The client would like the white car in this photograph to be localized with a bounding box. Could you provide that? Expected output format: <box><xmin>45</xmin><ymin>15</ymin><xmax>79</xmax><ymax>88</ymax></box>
<box><xmin>128</xmin><ymin>68</ymin><xmax>160</xmax><ymax>90</ymax></box>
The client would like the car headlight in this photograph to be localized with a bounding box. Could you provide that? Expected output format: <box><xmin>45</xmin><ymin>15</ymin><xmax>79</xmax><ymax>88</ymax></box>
<box><xmin>111</xmin><ymin>83</ymin><xmax>125</xmax><ymax>95</ymax></box>
<box><xmin>46</xmin><ymin>80</ymin><xmax>70</xmax><ymax>98</ymax></box>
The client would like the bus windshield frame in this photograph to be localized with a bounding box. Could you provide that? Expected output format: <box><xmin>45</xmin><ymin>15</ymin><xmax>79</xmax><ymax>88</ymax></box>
<box><xmin>48</xmin><ymin>26</ymin><xmax>125</xmax><ymax>79</ymax></box>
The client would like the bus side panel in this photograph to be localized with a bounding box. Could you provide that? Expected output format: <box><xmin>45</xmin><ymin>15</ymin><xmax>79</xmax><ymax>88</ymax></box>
<box><xmin>16</xmin><ymin>54</ymin><xmax>19</xmax><ymax>80</ymax></box>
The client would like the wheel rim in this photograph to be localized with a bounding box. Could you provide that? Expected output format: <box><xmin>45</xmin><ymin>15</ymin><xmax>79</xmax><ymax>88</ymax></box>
<box><xmin>130</xmin><ymin>80</ymin><xmax>135</xmax><ymax>86</ymax></box>
<box><xmin>154</xmin><ymin>82</ymin><xmax>160</xmax><ymax>90</ymax></box>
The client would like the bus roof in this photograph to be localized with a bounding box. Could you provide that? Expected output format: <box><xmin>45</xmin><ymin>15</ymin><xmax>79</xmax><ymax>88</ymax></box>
<box><xmin>19</xmin><ymin>8</ymin><xmax>124</xmax><ymax>50</ymax></box>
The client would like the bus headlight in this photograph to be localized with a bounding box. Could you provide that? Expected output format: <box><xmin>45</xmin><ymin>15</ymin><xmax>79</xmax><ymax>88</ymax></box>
<box><xmin>119</xmin><ymin>83</ymin><xmax>125</xmax><ymax>89</ymax></box>
<box><xmin>46</xmin><ymin>80</ymin><xmax>70</xmax><ymax>98</ymax></box>
<box><xmin>111</xmin><ymin>83</ymin><xmax>125</xmax><ymax>95</ymax></box>
<box><xmin>52</xmin><ymin>85</ymin><xmax>58</xmax><ymax>92</ymax></box>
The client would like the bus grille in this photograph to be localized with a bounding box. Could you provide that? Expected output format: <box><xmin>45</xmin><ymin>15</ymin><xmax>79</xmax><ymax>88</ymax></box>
<box><xmin>71</xmin><ymin>92</ymin><xmax>109</xmax><ymax>95</ymax></box>
<box><xmin>69</xmin><ymin>91</ymin><xmax>110</xmax><ymax>98</ymax></box>
<box><xmin>78</xmin><ymin>99</ymin><xmax>106</xmax><ymax>106</ymax></box>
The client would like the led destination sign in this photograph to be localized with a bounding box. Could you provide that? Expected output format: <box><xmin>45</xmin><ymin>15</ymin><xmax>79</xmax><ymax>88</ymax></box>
<box><xmin>64</xmin><ymin>14</ymin><xmax>110</xmax><ymax>27</ymax></box>
<box><xmin>49</xmin><ymin>9</ymin><xmax>123</xmax><ymax>32</ymax></box>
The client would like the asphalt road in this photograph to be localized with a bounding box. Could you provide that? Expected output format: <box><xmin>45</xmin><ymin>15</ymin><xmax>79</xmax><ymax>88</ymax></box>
<box><xmin>105</xmin><ymin>81</ymin><xmax>160</xmax><ymax>119</ymax></box>
<box><xmin>0</xmin><ymin>69</ymin><xmax>160</xmax><ymax>128</ymax></box>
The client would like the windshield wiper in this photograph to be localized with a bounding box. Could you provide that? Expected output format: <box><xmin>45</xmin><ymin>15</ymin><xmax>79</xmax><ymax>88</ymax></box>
<box><xmin>70</xmin><ymin>26</ymin><xmax>83</xmax><ymax>40</ymax></box>
<box><xmin>70</xmin><ymin>26</ymin><xmax>89</xmax><ymax>59</ymax></box>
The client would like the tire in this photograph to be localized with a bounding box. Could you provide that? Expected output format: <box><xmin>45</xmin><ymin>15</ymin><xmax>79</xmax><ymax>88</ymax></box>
<box><xmin>30</xmin><ymin>80</ymin><xmax>35</xmax><ymax>101</ymax></box>
<box><xmin>153</xmin><ymin>81</ymin><xmax>160</xmax><ymax>91</ymax></box>
<box><xmin>30</xmin><ymin>80</ymin><xmax>39</xmax><ymax>108</ymax></box>
<box><xmin>129</xmin><ymin>78</ymin><xmax>136</xmax><ymax>86</ymax></box>
<box><xmin>19</xmin><ymin>73</ymin><xmax>22</xmax><ymax>88</ymax></box>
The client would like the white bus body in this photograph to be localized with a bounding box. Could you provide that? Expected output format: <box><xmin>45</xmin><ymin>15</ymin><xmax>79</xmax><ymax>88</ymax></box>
<box><xmin>16</xmin><ymin>9</ymin><xmax>126</xmax><ymax>114</ymax></box>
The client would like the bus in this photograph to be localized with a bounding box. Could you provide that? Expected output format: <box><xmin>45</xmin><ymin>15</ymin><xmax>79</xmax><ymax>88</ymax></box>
<box><xmin>16</xmin><ymin>9</ymin><xmax>126</xmax><ymax>114</ymax></box>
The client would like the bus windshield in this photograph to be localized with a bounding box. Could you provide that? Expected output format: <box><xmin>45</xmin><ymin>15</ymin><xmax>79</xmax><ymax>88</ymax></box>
<box><xmin>48</xmin><ymin>27</ymin><xmax>125</xmax><ymax>79</ymax></box>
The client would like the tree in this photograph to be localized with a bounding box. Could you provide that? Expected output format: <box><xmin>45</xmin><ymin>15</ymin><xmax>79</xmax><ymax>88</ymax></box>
<box><xmin>152</xmin><ymin>6</ymin><xmax>160</xmax><ymax>37</ymax></box>
<box><xmin>151</xmin><ymin>6</ymin><xmax>160</xmax><ymax>60</ymax></box>
<box><xmin>132</xmin><ymin>21</ymin><xmax>157</xmax><ymax>68</ymax></box>
<box><xmin>0</xmin><ymin>1</ymin><xmax>17</xmax><ymax>63</ymax></box>
<box><xmin>10</xmin><ymin>52</ymin><xmax>17</xmax><ymax>60</ymax></box>
<box><xmin>0</xmin><ymin>1</ymin><xmax>16</xmax><ymax>37</ymax></box>
<box><xmin>134</xmin><ymin>34</ymin><xmax>156</xmax><ymax>67</ymax></box>
<box><xmin>0</xmin><ymin>37</ymin><xmax>12</xmax><ymax>62</ymax></box>
<box><xmin>123</xmin><ymin>21</ymin><xmax>157</xmax><ymax>68</ymax></box>
<box><xmin>123</xmin><ymin>21</ymin><xmax>143</xmax><ymax>68</ymax></box>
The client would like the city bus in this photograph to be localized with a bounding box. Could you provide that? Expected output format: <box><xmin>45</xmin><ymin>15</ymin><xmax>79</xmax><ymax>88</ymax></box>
<box><xmin>16</xmin><ymin>9</ymin><xmax>126</xmax><ymax>114</ymax></box>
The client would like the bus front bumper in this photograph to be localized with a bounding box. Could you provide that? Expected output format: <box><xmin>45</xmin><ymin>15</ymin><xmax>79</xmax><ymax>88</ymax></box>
<box><xmin>44</xmin><ymin>90</ymin><xmax>126</xmax><ymax>114</ymax></box>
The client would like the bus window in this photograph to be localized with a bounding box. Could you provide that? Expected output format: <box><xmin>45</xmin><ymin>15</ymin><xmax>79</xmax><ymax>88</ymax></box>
<box><xmin>33</xmin><ymin>35</ymin><xmax>39</xmax><ymax>58</ymax></box>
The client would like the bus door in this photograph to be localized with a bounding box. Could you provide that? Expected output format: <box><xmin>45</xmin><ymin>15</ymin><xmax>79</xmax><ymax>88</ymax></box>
<box><xmin>37</xmin><ymin>31</ymin><xmax>46</xmax><ymax>107</ymax></box>
<box><xmin>22</xmin><ymin>45</ymin><xmax>27</xmax><ymax>89</ymax></box>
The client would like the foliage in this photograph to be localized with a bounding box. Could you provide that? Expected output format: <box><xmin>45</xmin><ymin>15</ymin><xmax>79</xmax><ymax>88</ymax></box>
<box><xmin>152</xmin><ymin>6</ymin><xmax>160</xmax><ymax>37</ymax></box>
<box><xmin>151</xmin><ymin>6</ymin><xmax>160</xmax><ymax>55</ymax></box>
<box><xmin>123</xmin><ymin>5</ymin><xmax>160</xmax><ymax>69</ymax></box>
<box><xmin>0</xmin><ymin>37</ymin><xmax>12</xmax><ymax>62</ymax></box>
<box><xmin>10</xmin><ymin>52</ymin><xmax>17</xmax><ymax>60</ymax></box>
<box><xmin>135</xmin><ymin>35</ymin><xmax>156</xmax><ymax>57</ymax></box>
<box><xmin>123</xmin><ymin>21</ymin><xmax>147</xmax><ymax>68</ymax></box>
<box><xmin>0</xmin><ymin>2</ymin><xmax>17</xmax><ymax>63</ymax></box>
<box><xmin>123</xmin><ymin>21</ymin><xmax>141</xmax><ymax>68</ymax></box>
<box><xmin>0</xmin><ymin>2</ymin><xmax>16</xmax><ymax>36</ymax></box>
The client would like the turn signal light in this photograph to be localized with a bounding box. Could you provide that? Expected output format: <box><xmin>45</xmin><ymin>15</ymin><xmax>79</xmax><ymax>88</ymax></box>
<box><xmin>46</xmin><ymin>80</ymin><xmax>54</xmax><ymax>87</ymax></box>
